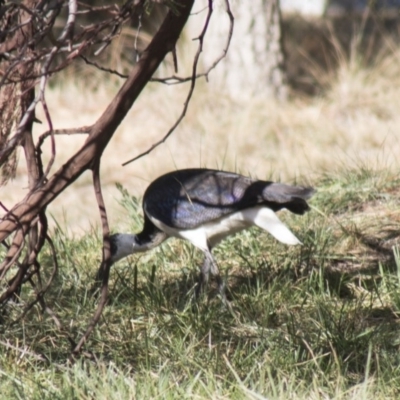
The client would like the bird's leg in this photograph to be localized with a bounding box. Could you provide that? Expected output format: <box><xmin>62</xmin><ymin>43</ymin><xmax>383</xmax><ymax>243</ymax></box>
<box><xmin>195</xmin><ymin>250</ymin><xmax>226</xmax><ymax>301</ymax></box>
<box><xmin>195</xmin><ymin>253</ymin><xmax>211</xmax><ymax>298</ymax></box>
<box><xmin>210</xmin><ymin>257</ymin><xmax>225</xmax><ymax>299</ymax></box>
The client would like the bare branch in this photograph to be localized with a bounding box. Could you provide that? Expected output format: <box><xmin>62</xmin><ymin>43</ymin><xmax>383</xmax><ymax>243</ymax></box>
<box><xmin>0</xmin><ymin>0</ymin><xmax>196</xmax><ymax>255</ymax></box>
<box><xmin>0</xmin><ymin>229</ymin><xmax>26</xmax><ymax>281</ymax></box>
<box><xmin>0</xmin><ymin>0</ymin><xmax>198</xmax><ymax>351</ymax></box>
<box><xmin>35</xmin><ymin>126</ymin><xmax>92</xmax><ymax>153</ymax></box>
<box><xmin>10</xmin><ymin>224</ymin><xmax>57</xmax><ymax>328</ymax></box>
<box><xmin>58</xmin><ymin>0</ymin><xmax>77</xmax><ymax>45</ymax></box>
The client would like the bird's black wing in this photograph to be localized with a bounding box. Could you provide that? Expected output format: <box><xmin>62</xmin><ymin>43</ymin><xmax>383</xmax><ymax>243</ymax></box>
<box><xmin>143</xmin><ymin>168</ymin><xmax>314</xmax><ymax>230</ymax></box>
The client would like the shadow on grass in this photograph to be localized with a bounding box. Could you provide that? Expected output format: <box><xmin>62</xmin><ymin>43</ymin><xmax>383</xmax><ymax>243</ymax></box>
<box><xmin>1</xmin><ymin>228</ymin><xmax>400</xmax><ymax>377</ymax></box>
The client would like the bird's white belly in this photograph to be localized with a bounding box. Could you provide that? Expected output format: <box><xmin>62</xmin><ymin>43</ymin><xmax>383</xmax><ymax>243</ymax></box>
<box><xmin>148</xmin><ymin>211</ymin><xmax>248</xmax><ymax>251</ymax></box>
<box><xmin>147</xmin><ymin>206</ymin><xmax>301</xmax><ymax>251</ymax></box>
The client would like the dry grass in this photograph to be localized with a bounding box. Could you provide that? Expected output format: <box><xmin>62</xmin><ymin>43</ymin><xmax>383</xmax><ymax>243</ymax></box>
<box><xmin>1</xmin><ymin>43</ymin><xmax>400</xmax><ymax>233</ymax></box>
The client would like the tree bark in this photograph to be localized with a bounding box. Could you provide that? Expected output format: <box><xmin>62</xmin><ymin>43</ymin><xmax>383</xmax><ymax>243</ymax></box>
<box><xmin>192</xmin><ymin>0</ymin><xmax>288</xmax><ymax>100</ymax></box>
<box><xmin>0</xmin><ymin>0</ymin><xmax>39</xmax><ymax>184</ymax></box>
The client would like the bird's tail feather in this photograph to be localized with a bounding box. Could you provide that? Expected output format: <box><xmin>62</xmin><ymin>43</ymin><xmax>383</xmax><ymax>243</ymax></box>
<box><xmin>263</xmin><ymin>184</ymin><xmax>315</xmax><ymax>215</ymax></box>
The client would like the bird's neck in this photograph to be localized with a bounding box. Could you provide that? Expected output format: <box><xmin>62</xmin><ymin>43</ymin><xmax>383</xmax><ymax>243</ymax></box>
<box><xmin>110</xmin><ymin>230</ymin><xmax>167</xmax><ymax>263</ymax></box>
<box><xmin>135</xmin><ymin>228</ymin><xmax>168</xmax><ymax>251</ymax></box>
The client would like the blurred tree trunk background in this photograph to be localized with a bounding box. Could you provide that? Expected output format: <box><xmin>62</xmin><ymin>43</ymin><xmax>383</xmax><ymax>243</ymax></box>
<box><xmin>189</xmin><ymin>0</ymin><xmax>288</xmax><ymax>100</ymax></box>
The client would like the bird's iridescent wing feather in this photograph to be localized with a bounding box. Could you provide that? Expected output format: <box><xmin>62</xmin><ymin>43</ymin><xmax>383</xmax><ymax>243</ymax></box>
<box><xmin>143</xmin><ymin>169</ymin><xmax>313</xmax><ymax>230</ymax></box>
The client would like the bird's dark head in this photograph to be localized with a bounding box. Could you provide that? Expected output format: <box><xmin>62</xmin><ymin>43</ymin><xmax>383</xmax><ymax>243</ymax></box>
<box><xmin>109</xmin><ymin>233</ymin><xmax>140</xmax><ymax>263</ymax></box>
<box><xmin>109</xmin><ymin>230</ymin><xmax>167</xmax><ymax>263</ymax></box>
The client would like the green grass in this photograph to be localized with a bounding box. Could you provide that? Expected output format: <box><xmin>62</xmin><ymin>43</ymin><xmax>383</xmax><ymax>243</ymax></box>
<box><xmin>1</xmin><ymin>166</ymin><xmax>400</xmax><ymax>399</ymax></box>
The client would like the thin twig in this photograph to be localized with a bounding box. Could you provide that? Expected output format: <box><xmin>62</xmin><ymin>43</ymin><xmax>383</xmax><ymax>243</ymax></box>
<box><xmin>71</xmin><ymin>159</ymin><xmax>111</xmax><ymax>357</ymax></box>
<box><xmin>38</xmin><ymin>48</ymin><xmax>57</xmax><ymax>182</ymax></box>
<box><xmin>0</xmin><ymin>1</ymin><xmax>133</xmax><ymax>90</ymax></box>
<box><xmin>80</xmin><ymin>55</ymin><xmax>128</xmax><ymax>78</ymax></box>
<box><xmin>151</xmin><ymin>0</ymin><xmax>234</xmax><ymax>85</ymax></box>
<box><xmin>122</xmin><ymin>0</ymin><xmax>217</xmax><ymax>166</ymax></box>
<box><xmin>35</xmin><ymin>126</ymin><xmax>92</xmax><ymax>153</ymax></box>
<box><xmin>0</xmin><ymin>230</ymin><xmax>28</xmax><ymax>303</ymax></box>
<box><xmin>80</xmin><ymin>2</ymin><xmax>234</xmax><ymax>87</ymax></box>
<box><xmin>122</xmin><ymin>0</ymin><xmax>233</xmax><ymax>165</ymax></box>
<box><xmin>10</xmin><ymin>214</ymin><xmax>49</xmax><ymax>325</ymax></box>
